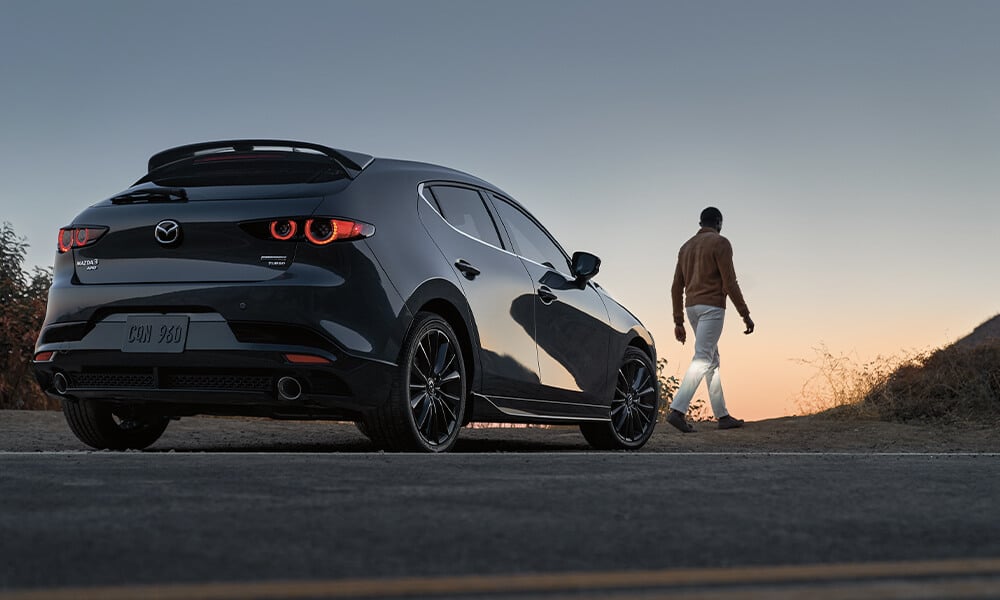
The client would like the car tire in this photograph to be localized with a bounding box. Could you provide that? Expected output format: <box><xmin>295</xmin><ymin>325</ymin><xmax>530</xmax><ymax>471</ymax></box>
<box><xmin>353</xmin><ymin>419</ymin><xmax>372</xmax><ymax>441</ymax></box>
<box><xmin>62</xmin><ymin>399</ymin><xmax>169</xmax><ymax>450</ymax></box>
<box><xmin>367</xmin><ymin>312</ymin><xmax>467</xmax><ymax>452</ymax></box>
<box><xmin>580</xmin><ymin>347</ymin><xmax>658</xmax><ymax>450</ymax></box>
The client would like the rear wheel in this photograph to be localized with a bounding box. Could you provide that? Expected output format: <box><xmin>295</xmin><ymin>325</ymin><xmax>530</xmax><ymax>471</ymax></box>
<box><xmin>367</xmin><ymin>312</ymin><xmax>467</xmax><ymax>452</ymax></box>
<box><xmin>580</xmin><ymin>347</ymin><xmax>658</xmax><ymax>450</ymax></box>
<box><xmin>62</xmin><ymin>399</ymin><xmax>169</xmax><ymax>450</ymax></box>
<box><xmin>353</xmin><ymin>420</ymin><xmax>372</xmax><ymax>440</ymax></box>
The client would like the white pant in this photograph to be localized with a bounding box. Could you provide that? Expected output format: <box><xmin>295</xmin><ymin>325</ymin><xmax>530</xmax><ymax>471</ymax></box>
<box><xmin>670</xmin><ymin>305</ymin><xmax>730</xmax><ymax>418</ymax></box>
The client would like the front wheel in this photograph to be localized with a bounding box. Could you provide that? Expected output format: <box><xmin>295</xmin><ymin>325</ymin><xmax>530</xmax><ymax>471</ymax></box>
<box><xmin>366</xmin><ymin>312</ymin><xmax>467</xmax><ymax>452</ymax></box>
<box><xmin>580</xmin><ymin>347</ymin><xmax>658</xmax><ymax>450</ymax></box>
<box><xmin>62</xmin><ymin>399</ymin><xmax>169</xmax><ymax>450</ymax></box>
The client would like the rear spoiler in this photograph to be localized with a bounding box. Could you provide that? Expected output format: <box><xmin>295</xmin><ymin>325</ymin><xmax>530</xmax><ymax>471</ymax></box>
<box><xmin>147</xmin><ymin>139</ymin><xmax>375</xmax><ymax>178</ymax></box>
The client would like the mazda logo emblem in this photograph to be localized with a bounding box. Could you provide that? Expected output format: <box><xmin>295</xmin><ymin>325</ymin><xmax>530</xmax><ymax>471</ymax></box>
<box><xmin>154</xmin><ymin>220</ymin><xmax>182</xmax><ymax>246</ymax></box>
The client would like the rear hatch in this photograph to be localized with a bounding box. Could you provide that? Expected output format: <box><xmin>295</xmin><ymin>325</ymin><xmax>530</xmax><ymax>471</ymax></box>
<box><xmin>69</xmin><ymin>143</ymin><xmax>361</xmax><ymax>284</ymax></box>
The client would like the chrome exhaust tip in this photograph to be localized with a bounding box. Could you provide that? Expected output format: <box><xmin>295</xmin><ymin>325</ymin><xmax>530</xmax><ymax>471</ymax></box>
<box><xmin>276</xmin><ymin>376</ymin><xmax>302</xmax><ymax>401</ymax></box>
<box><xmin>53</xmin><ymin>372</ymin><xmax>69</xmax><ymax>395</ymax></box>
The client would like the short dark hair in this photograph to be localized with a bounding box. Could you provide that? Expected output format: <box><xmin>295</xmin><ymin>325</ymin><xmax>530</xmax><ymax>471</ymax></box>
<box><xmin>700</xmin><ymin>206</ymin><xmax>723</xmax><ymax>226</ymax></box>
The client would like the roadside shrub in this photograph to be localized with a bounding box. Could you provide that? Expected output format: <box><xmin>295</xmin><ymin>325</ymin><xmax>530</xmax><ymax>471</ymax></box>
<box><xmin>797</xmin><ymin>341</ymin><xmax>1000</xmax><ymax>423</ymax></box>
<box><xmin>864</xmin><ymin>342</ymin><xmax>1000</xmax><ymax>422</ymax></box>
<box><xmin>795</xmin><ymin>344</ymin><xmax>911</xmax><ymax>418</ymax></box>
<box><xmin>656</xmin><ymin>358</ymin><xmax>709</xmax><ymax>422</ymax></box>
<box><xmin>0</xmin><ymin>223</ymin><xmax>55</xmax><ymax>410</ymax></box>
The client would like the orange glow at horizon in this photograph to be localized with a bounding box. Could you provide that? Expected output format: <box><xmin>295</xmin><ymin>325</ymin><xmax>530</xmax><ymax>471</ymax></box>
<box><xmin>646</xmin><ymin>305</ymin><xmax>994</xmax><ymax>422</ymax></box>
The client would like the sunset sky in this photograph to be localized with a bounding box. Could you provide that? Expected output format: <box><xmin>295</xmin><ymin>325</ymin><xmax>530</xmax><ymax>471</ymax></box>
<box><xmin>3</xmin><ymin>1</ymin><xmax>998</xmax><ymax>419</ymax></box>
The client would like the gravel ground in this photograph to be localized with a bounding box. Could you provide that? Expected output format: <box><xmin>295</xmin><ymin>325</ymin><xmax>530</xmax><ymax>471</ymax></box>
<box><xmin>2</xmin><ymin>409</ymin><xmax>998</xmax><ymax>452</ymax></box>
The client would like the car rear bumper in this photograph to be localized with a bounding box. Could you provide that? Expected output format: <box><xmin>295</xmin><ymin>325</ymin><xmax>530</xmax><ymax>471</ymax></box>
<box><xmin>32</xmin><ymin>314</ymin><xmax>396</xmax><ymax>419</ymax></box>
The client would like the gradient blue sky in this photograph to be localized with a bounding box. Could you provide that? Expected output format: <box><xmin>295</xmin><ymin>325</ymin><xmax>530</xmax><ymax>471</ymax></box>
<box><xmin>3</xmin><ymin>1</ymin><xmax>998</xmax><ymax>418</ymax></box>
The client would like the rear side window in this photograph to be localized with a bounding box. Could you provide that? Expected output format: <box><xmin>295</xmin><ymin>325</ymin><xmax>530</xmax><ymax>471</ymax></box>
<box><xmin>429</xmin><ymin>186</ymin><xmax>503</xmax><ymax>249</ymax></box>
<box><xmin>139</xmin><ymin>153</ymin><xmax>349</xmax><ymax>187</ymax></box>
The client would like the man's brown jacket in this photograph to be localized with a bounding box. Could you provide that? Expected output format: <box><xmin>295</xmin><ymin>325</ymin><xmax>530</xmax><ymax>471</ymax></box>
<box><xmin>671</xmin><ymin>227</ymin><xmax>750</xmax><ymax>326</ymax></box>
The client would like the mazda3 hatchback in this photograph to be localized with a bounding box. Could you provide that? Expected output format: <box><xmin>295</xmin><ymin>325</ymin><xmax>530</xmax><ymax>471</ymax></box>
<box><xmin>33</xmin><ymin>139</ymin><xmax>658</xmax><ymax>452</ymax></box>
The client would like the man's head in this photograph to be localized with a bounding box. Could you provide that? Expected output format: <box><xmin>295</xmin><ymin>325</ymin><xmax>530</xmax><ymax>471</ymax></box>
<box><xmin>700</xmin><ymin>206</ymin><xmax>723</xmax><ymax>232</ymax></box>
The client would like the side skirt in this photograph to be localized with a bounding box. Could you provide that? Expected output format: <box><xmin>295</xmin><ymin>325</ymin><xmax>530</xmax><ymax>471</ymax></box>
<box><xmin>469</xmin><ymin>392</ymin><xmax>609</xmax><ymax>424</ymax></box>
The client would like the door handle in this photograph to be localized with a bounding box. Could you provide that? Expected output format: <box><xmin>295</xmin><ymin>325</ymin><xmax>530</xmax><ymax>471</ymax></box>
<box><xmin>454</xmin><ymin>259</ymin><xmax>481</xmax><ymax>279</ymax></box>
<box><xmin>537</xmin><ymin>285</ymin><xmax>558</xmax><ymax>305</ymax></box>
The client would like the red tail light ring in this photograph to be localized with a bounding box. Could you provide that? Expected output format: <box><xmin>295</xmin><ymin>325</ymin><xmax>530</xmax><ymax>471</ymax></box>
<box><xmin>58</xmin><ymin>226</ymin><xmax>108</xmax><ymax>253</ymax></box>
<box><xmin>269</xmin><ymin>219</ymin><xmax>298</xmax><ymax>241</ymax></box>
<box><xmin>58</xmin><ymin>229</ymin><xmax>74</xmax><ymax>253</ymax></box>
<box><xmin>306</xmin><ymin>219</ymin><xmax>370</xmax><ymax>245</ymax></box>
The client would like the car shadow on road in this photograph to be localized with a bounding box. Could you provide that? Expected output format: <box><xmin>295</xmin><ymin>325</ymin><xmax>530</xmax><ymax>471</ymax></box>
<box><xmin>143</xmin><ymin>428</ymin><xmax>594</xmax><ymax>453</ymax></box>
<box><xmin>144</xmin><ymin>438</ymin><xmax>592</xmax><ymax>453</ymax></box>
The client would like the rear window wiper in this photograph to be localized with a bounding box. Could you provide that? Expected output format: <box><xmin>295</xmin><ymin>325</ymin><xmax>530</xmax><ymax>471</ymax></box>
<box><xmin>111</xmin><ymin>187</ymin><xmax>188</xmax><ymax>204</ymax></box>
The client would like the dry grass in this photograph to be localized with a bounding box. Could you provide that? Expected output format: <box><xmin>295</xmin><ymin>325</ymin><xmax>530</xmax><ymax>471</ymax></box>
<box><xmin>798</xmin><ymin>341</ymin><xmax>1000</xmax><ymax>424</ymax></box>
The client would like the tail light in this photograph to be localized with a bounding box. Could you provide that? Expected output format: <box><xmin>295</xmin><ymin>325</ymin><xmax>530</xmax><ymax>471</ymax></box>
<box><xmin>305</xmin><ymin>219</ymin><xmax>368</xmax><ymax>245</ymax></box>
<box><xmin>269</xmin><ymin>219</ymin><xmax>298</xmax><ymax>241</ymax></box>
<box><xmin>58</xmin><ymin>226</ymin><xmax>108</xmax><ymax>253</ymax></box>
<box><xmin>263</xmin><ymin>218</ymin><xmax>374</xmax><ymax>245</ymax></box>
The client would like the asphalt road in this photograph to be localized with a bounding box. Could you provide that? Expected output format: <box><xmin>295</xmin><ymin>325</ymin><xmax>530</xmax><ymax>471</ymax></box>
<box><xmin>3</xmin><ymin>452</ymin><xmax>1000</xmax><ymax>598</ymax></box>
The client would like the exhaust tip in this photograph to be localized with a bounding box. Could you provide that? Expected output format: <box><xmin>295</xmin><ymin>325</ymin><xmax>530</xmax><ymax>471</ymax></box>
<box><xmin>53</xmin><ymin>372</ymin><xmax>69</xmax><ymax>395</ymax></box>
<box><xmin>277</xmin><ymin>376</ymin><xmax>302</xmax><ymax>401</ymax></box>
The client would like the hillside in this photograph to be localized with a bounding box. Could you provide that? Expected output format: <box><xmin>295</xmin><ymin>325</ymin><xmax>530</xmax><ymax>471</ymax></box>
<box><xmin>825</xmin><ymin>315</ymin><xmax>1000</xmax><ymax>423</ymax></box>
<box><xmin>954</xmin><ymin>313</ymin><xmax>1000</xmax><ymax>349</ymax></box>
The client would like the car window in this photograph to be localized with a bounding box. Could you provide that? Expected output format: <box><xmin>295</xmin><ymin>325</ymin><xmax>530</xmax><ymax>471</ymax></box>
<box><xmin>430</xmin><ymin>186</ymin><xmax>503</xmax><ymax>249</ymax></box>
<box><xmin>491</xmin><ymin>196</ymin><xmax>569</xmax><ymax>272</ymax></box>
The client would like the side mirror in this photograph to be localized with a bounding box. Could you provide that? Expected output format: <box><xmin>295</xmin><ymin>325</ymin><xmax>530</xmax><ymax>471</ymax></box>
<box><xmin>571</xmin><ymin>251</ymin><xmax>601</xmax><ymax>284</ymax></box>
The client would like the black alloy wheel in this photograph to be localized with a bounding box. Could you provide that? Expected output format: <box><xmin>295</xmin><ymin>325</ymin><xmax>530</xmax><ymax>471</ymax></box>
<box><xmin>580</xmin><ymin>347</ymin><xmax>658</xmax><ymax>450</ymax></box>
<box><xmin>612</xmin><ymin>354</ymin><xmax>658</xmax><ymax>442</ymax></box>
<box><xmin>367</xmin><ymin>312</ymin><xmax>466</xmax><ymax>452</ymax></box>
<box><xmin>408</xmin><ymin>326</ymin><xmax>464</xmax><ymax>446</ymax></box>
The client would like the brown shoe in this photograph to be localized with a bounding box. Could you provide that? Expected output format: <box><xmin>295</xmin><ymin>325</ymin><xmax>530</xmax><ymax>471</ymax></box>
<box><xmin>666</xmin><ymin>409</ymin><xmax>696</xmax><ymax>433</ymax></box>
<box><xmin>718</xmin><ymin>415</ymin><xmax>744</xmax><ymax>430</ymax></box>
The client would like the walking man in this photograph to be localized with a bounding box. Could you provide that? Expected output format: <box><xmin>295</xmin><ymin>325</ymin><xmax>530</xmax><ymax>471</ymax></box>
<box><xmin>667</xmin><ymin>207</ymin><xmax>754</xmax><ymax>433</ymax></box>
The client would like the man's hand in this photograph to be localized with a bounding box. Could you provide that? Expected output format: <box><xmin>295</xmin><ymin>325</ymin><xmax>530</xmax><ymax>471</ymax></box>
<box><xmin>674</xmin><ymin>324</ymin><xmax>686</xmax><ymax>344</ymax></box>
<box><xmin>743</xmin><ymin>315</ymin><xmax>755</xmax><ymax>335</ymax></box>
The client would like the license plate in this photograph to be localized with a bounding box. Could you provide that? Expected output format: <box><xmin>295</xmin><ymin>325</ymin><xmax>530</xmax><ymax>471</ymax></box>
<box><xmin>122</xmin><ymin>315</ymin><xmax>189</xmax><ymax>353</ymax></box>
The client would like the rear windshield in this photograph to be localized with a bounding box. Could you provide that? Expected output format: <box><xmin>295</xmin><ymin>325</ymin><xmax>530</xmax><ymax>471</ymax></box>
<box><xmin>136</xmin><ymin>153</ymin><xmax>349</xmax><ymax>187</ymax></box>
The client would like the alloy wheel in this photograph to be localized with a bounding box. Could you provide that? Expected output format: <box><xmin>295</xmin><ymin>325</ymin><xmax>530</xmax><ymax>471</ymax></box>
<box><xmin>408</xmin><ymin>327</ymin><xmax>464</xmax><ymax>447</ymax></box>
<box><xmin>611</xmin><ymin>358</ymin><xmax>657</xmax><ymax>443</ymax></box>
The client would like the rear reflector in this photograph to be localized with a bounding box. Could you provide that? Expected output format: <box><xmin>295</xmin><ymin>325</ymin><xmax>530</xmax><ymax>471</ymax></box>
<box><xmin>284</xmin><ymin>353</ymin><xmax>333</xmax><ymax>365</ymax></box>
<box><xmin>33</xmin><ymin>351</ymin><xmax>54</xmax><ymax>362</ymax></box>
